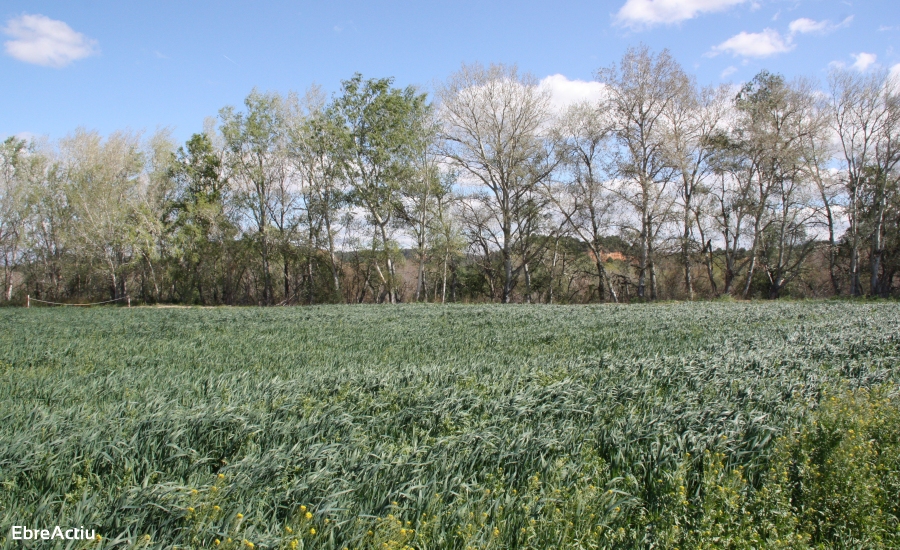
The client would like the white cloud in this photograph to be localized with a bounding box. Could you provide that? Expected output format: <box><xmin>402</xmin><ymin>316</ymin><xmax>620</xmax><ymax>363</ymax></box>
<box><xmin>721</xmin><ymin>66</ymin><xmax>738</xmax><ymax>78</ymax></box>
<box><xmin>615</xmin><ymin>0</ymin><xmax>748</xmax><ymax>28</ymax></box>
<box><xmin>2</xmin><ymin>14</ymin><xmax>98</xmax><ymax>68</ymax></box>
<box><xmin>788</xmin><ymin>15</ymin><xmax>853</xmax><ymax>35</ymax></box>
<box><xmin>788</xmin><ymin>18</ymin><xmax>828</xmax><ymax>34</ymax></box>
<box><xmin>539</xmin><ymin>74</ymin><xmax>607</xmax><ymax>113</ymax></box>
<box><xmin>851</xmin><ymin>52</ymin><xmax>877</xmax><ymax>71</ymax></box>
<box><xmin>709</xmin><ymin>28</ymin><xmax>794</xmax><ymax>58</ymax></box>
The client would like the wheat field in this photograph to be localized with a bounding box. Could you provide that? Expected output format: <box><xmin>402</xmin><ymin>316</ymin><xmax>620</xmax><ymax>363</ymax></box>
<box><xmin>1</xmin><ymin>302</ymin><xmax>898</xmax><ymax>549</ymax></box>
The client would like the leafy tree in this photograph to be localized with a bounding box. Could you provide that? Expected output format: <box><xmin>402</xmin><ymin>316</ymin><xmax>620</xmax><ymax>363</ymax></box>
<box><xmin>330</xmin><ymin>74</ymin><xmax>429</xmax><ymax>303</ymax></box>
<box><xmin>220</xmin><ymin>90</ymin><xmax>292</xmax><ymax>305</ymax></box>
<box><xmin>166</xmin><ymin>133</ymin><xmax>237</xmax><ymax>303</ymax></box>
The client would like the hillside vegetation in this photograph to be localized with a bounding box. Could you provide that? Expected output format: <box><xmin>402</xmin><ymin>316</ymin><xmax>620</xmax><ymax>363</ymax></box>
<box><xmin>1</xmin><ymin>302</ymin><xmax>899</xmax><ymax>548</ymax></box>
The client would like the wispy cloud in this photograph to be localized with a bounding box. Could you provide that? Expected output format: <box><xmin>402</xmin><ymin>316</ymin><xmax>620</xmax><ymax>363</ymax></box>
<box><xmin>721</xmin><ymin>66</ymin><xmax>738</xmax><ymax>78</ymax></box>
<box><xmin>788</xmin><ymin>15</ymin><xmax>853</xmax><ymax>35</ymax></box>
<box><xmin>615</xmin><ymin>0</ymin><xmax>748</xmax><ymax>29</ymax></box>
<box><xmin>2</xmin><ymin>13</ymin><xmax>98</xmax><ymax>68</ymax></box>
<box><xmin>709</xmin><ymin>28</ymin><xmax>794</xmax><ymax>58</ymax></box>
<box><xmin>333</xmin><ymin>20</ymin><xmax>356</xmax><ymax>34</ymax></box>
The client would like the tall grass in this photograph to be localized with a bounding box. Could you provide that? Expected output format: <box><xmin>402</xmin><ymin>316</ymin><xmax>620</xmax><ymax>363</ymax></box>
<box><xmin>1</xmin><ymin>303</ymin><xmax>898</xmax><ymax>548</ymax></box>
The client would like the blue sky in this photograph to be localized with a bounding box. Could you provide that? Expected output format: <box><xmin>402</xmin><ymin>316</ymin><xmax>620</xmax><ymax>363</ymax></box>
<box><xmin>2</xmin><ymin>0</ymin><xmax>898</xmax><ymax>145</ymax></box>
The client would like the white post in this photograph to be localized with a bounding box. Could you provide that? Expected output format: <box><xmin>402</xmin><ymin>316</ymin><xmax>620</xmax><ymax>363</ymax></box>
<box><xmin>27</xmin><ymin>295</ymin><xmax>30</xmax><ymax>308</ymax></box>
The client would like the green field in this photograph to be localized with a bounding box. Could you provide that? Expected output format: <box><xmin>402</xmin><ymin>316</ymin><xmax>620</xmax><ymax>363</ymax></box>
<box><xmin>1</xmin><ymin>303</ymin><xmax>899</xmax><ymax>549</ymax></box>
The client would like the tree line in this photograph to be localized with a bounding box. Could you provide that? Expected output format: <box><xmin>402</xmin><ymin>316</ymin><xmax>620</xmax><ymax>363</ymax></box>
<box><xmin>2</xmin><ymin>46</ymin><xmax>898</xmax><ymax>305</ymax></box>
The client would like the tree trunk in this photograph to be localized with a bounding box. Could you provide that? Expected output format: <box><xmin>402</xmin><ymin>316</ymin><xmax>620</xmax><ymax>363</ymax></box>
<box><xmin>376</xmin><ymin>221</ymin><xmax>397</xmax><ymax>304</ymax></box>
<box><xmin>870</xmin><ymin>186</ymin><xmax>887</xmax><ymax>296</ymax></box>
<box><xmin>307</xmin><ymin>251</ymin><xmax>315</xmax><ymax>305</ymax></box>
<box><xmin>441</xmin><ymin>251</ymin><xmax>449</xmax><ymax>304</ymax></box>
<box><xmin>415</xmin><ymin>246</ymin><xmax>426</xmax><ymax>302</ymax></box>
<box><xmin>848</xmin><ymin>183</ymin><xmax>862</xmax><ymax>296</ymax></box>
<box><xmin>523</xmin><ymin>262</ymin><xmax>532</xmax><ymax>304</ymax></box>
<box><xmin>502</xmin><ymin>223</ymin><xmax>513</xmax><ymax>304</ymax></box>
<box><xmin>818</xmin><ymin>185</ymin><xmax>840</xmax><ymax>295</ymax></box>
<box><xmin>742</xmin><ymin>213</ymin><xmax>763</xmax><ymax>299</ymax></box>
<box><xmin>703</xmin><ymin>240</ymin><xmax>718</xmax><ymax>297</ymax></box>
<box><xmin>638</xmin><ymin>211</ymin><xmax>648</xmax><ymax>299</ymax></box>
<box><xmin>682</xmin><ymin>216</ymin><xmax>694</xmax><ymax>300</ymax></box>
<box><xmin>548</xmin><ymin>237</ymin><xmax>560</xmax><ymax>304</ymax></box>
<box><xmin>283</xmin><ymin>255</ymin><xmax>290</xmax><ymax>303</ymax></box>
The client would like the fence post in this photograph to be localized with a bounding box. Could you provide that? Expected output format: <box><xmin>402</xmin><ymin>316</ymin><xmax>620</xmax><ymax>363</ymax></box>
<box><xmin>128</xmin><ymin>296</ymin><xmax>131</xmax><ymax>308</ymax></box>
<box><xmin>27</xmin><ymin>295</ymin><xmax>30</xmax><ymax>308</ymax></box>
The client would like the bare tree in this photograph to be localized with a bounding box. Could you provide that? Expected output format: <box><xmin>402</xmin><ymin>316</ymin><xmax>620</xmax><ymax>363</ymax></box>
<box><xmin>869</xmin><ymin>79</ymin><xmax>900</xmax><ymax>295</ymax></box>
<box><xmin>428</xmin><ymin>176</ymin><xmax>463</xmax><ymax>303</ymax></box>
<box><xmin>800</xmin><ymin>94</ymin><xmax>843</xmax><ymax>295</ymax></box>
<box><xmin>63</xmin><ymin>129</ymin><xmax>145</xmax><ymax>300</ymax></box>
<box><xmin>705</xmin><ymin>159</ymin><xmax>755</xmax><ymax>296</ymax></box>
<box><xmin>0</xmin><ymin>138</ymin><xmax>29</xmax><ymax>301</ymax></box>
<box><xmin>20</xmin><ymin>143</ymin><xmax>70</xmax><ymax>300</ymax></box>
<box><xmin>597</xmin><ymin>46</ymin><xmax>690</xmax><ymax>300</ymax></box>
<box><xmin>438</xmin><ymin>63</ymin><xmax>557</xmax><ymax>303</ymax></box>
<box><xmin>395</xmin><ymin>110</ymin><xmax>442</xmax><ymax>302</ymax></box>
<box><xmin>730</xmin><ymin>73</ymin><xmax>821</xmax><ymax>298</ymax></box>
<box><xmin>829</xmin><ymin>69</ymin><xmax>892</xmax><ymax>296</ymax></box>
<box><xmin>663</xmin><ymin>83</ymin><xmax>731</xmax><ymax>300</ymax></box>
<box><xmin>548</xmin><ymin>101</ymin><xmax>619</xmax><ymax>302</ymax></box>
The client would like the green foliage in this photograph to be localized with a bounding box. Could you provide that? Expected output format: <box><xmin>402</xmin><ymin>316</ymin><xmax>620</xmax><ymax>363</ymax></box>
<box><xmin>789</xmin><ymin>386</ymin><xmax>900</xmax><ymax>547</ymax></box>
<box><xmin>330</xmin><ymin>74</ymin><xmax>429</xmax><ymax>218</ymax></box>
<box><xmin>0</xmin><ymin>303</ymin><xmax>899</xmax><ymax>548</ymax></box>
